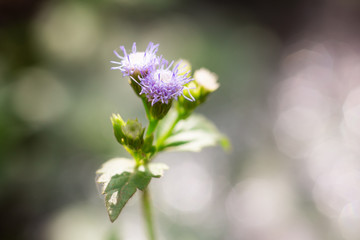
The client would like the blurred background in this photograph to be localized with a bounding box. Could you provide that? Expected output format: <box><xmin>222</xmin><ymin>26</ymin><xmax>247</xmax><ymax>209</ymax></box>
<box><xmin>2</xmin><ymin>0</ymin><xmax>360</xmax><ymax>239</ymax></box>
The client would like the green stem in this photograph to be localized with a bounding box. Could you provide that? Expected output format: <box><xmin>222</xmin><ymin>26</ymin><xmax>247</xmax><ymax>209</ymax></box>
<box><xmin>156</xmin><ymin>114</ymin><xmax>181</xmax><ymax>149</ymax></box>
<box><xmin>123</xmin><ymin>146</ymin><xmax>138</xmax><ymax>162</ymax></box>
<box><xmin>143</xmin><ymin>97</ymin><xmax>159</xmax><ymax>137</ymax></box>
<box><xmin>142</xmin><ymin>188</ymin><xmax>156</xmax><ymax>240</ymax></box>
<box><xmin>146</xmin><ymin>120</ymin><xmax>158</xmax><ymax>136</ymax></box>
<box><xmin>142</xmin><ymin>97</ymin><xmax>151</xmax><ymax>121</ymax></box>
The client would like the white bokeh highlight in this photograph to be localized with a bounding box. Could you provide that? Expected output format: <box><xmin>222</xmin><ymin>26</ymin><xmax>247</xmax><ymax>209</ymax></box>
<box><xmin>273</xmin><ymin>43</ymin><xmax>360</xmax><ymax>239</ymax></box>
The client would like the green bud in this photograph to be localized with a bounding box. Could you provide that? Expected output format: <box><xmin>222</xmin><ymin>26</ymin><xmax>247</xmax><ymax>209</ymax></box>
<box><xmin>122</xmin><ymin>119</ymin><xmax>145</xmax><ymax>150</ymax></box>
<box><xmin>110</xmin><ymin>114</ymin><xmax>145</xmax><ymax>150</ymax></box>
<box><xmin>111</xmin><ymin>114</ymin><xmax>126</xmax><ymax>145</ymax></box>
<box><xmin>148</xmin><ymin>100</ymin><xmax>173</xmax><ymax>120</ymax></box>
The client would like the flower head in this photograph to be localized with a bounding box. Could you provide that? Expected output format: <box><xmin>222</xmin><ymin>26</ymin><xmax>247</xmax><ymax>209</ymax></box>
<box><xmin>136</xmin><ymin>61</ymin><xmax>194</xmax><ymax>105</ymax></box>
<box><xmin>194</xmin><ymin>68</ymin><xmax>219</xmax><ymax>92</ymax></box>
<box><xmin>111</xmin><ymin>42</ymin><xmax>160</xmax><ymax>77</ymax></box>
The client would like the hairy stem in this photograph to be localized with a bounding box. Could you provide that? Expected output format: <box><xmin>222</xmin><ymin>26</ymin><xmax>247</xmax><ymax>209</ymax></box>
<box><xmin>142</xmin><ymin>188</ymin><xmax>156</xmax><ymax>240</ymax></box>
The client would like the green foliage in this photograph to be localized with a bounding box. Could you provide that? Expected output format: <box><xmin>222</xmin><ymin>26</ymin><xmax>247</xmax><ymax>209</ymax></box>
<box><xmin>96</xmin><ymin>158</ymin><xmax>168</xmax><ymax>222</ymax></box>
<box><xmin>99</xmin><ymin>109</ymin><xmax>229</xmax><ymax>224</ymax></box>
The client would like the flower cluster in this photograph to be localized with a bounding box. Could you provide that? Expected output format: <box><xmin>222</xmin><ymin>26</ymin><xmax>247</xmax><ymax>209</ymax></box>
<box><xmin>111</xmin><ymin>42</ymin><xmax>193</xmax><ymax>106</ymax></box>
<box><xmin>98</xmin><ymin>41</ymin><xmax>226</xmax><ymax>228</ymax></box>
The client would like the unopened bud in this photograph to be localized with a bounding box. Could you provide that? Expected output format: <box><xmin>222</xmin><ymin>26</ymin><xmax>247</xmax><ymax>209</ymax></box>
<box><xmin>111</xmin><ymin>114</ymin><xmax>126</xmax><ymax>145</ymax></box>
<box><xmin>111</xmin><ymin>114</ymin><xmax>145</xmax><ymax>150</ymax></box>
<box><xmin>177</xmin><ymin>68</ymin><xmax>219</xmax><ymax>119</ymax></box>
<box><xmin>148</xmin><ymin>100</ymin><xmax>173</xmax><ymax>120</ymax></box>
<box><xmin>122</xmin><ymin>119</ymin><xmax>145</xmax><ymax>150</ymax></box>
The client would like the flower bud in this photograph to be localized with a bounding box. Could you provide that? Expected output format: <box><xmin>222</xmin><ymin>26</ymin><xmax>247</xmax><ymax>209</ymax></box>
<box><xmin>111</xmin><ymin>114</ymin><xmax>145</xmax><ymax>150</ymax></box>
<box><xmin>111</xmin><ymin>114</ymin><xmax>126</xmax><ymax>145</ymax></box>
<box><xmin>122</xmin><ymin>119</ymin><xmax>145</xmax><ymax>150</ymax></box>
<box><xmin>148</xmin><ymin>100</ymin><xmax>173</xmax><ymax>120</ymax></box>
<box><xmin>177</xmin><ymin>68</ymin><xmax>219</xmax><ymax>119</ymax></box>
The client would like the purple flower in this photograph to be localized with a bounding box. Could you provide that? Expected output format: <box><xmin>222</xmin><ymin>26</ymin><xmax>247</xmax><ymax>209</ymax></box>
<box><xmin>135</xmin><ymin>61</ymin><xmax>195</xmax><ymax>105</ymax></box>
<box><xmin>111</xmin><ymin>42</ymin><xmax>160</xmax><ymax>77</ymax></box>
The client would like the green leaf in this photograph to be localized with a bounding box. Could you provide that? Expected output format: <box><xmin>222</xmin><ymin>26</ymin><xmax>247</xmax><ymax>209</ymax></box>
<box><xmin>104</xmin><ymin>172</ymin><xmax>137</xmax><ymax>222</ymax></box>
<box><xmin>159</xmin><ymin>113</ymin><xmax>230</xmax><ymax>152</ymax></box>
<box><xmin>96</xmin><ymin>158</ymin><xmax>168</xmax><ymax>222</ymax></box>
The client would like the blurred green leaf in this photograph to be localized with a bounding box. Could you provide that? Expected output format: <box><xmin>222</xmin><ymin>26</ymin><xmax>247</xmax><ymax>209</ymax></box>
<box><xmin>96</xmin><ymin>158</ymin><xmax>168</xmax><ymax>222</ymax></box>
<box><xmin>160</xmin><ymin>114</ymin><xmax>230</xmax><ymax>152</ymax></box>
